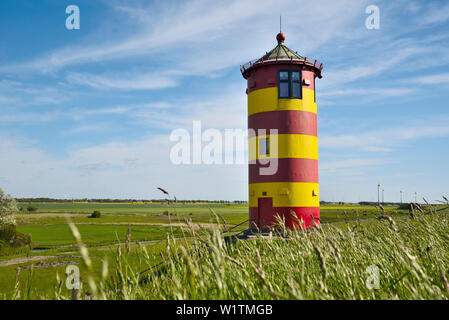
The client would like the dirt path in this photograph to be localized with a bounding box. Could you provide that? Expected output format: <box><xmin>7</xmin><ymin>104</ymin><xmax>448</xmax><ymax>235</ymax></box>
<box><xmin>66</xmin><ymin>222</ymin><xmax>221</xmax><ymax>227</ymax></box>
<box><xmin>0</xmin><ymin>255</ymin><xmax>59</xmax><ymax>267</ymax></box>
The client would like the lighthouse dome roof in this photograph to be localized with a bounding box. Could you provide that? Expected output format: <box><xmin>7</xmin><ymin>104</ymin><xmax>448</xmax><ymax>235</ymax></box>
<box><xmin>240</xmin><ymin>33</ymin><xmax>323</xmax><ymax>79</ymax></box>
<box><xmin>258</xmin><ymin>40</ymin><xmax>304</xmax><ymax>62</ymax></box>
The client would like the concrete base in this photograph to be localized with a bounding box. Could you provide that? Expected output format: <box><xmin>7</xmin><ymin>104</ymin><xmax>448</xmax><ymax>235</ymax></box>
<box><xmin>224</xmin><ymin>228</ymin><xmax>289</xmax><ymax>245</ymax></box>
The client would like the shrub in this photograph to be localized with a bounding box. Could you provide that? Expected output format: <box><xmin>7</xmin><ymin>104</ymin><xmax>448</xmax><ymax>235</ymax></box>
<box><xmin>0</xmin><ymin>188</ymin><xmax>18</xmax><ymax>226</ymax></box>
<box><xmin>27</xmin><ymin>205</ymin><xmax>38</xmax><ymax>212</ymax></box>
<box><xmin>0</xmin><ymin>225</ymin><xmax>17</xmax><ymax>240</ymax></box>
<box><xmin>398</xmin><ymin>203</ymin><xmax>412</xmax><ymax>210</ymax></box>
<box><xmin>90</xmin><ymin>210</ymin><xmax>101</xmax><ymax>218</ymax></box>
<box><xmin>0</xmin><ymin>225</ymin><xmax>31</xmax><ymax>247</ymax></box>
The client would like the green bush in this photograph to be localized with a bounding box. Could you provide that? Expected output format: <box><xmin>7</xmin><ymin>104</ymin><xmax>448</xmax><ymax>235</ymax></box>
<box><xmin>0</xmin><ymin>225</ymin><xmax>31</xmax><ymax>247</ymax></box>
<box><xmin>27</xmin><ymin>205</ymin><xmax>38</xmax><ymax>212</ymax></box>
<box><xmin>90</xmin><ymin>210</ymin><xmax>101</xmax><ymax>218</ymax></box>
<box><xmin>0</xmin><ymin>225</ymin><xmax>17</xmax><ymax>240</ymax></box>
<box><xmin>398</xmin><ymin>203</ymin><xmax>412</xmax><ymax>210</ymax></box>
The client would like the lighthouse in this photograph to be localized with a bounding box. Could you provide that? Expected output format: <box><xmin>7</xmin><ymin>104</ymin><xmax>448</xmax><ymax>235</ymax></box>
<box><xmin>241</xmin><ymin>32</ymin><xmax>323</xmax><ymax>230</ymax></box>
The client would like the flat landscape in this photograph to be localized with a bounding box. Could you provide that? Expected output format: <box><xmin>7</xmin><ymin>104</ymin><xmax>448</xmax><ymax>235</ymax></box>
<box><xmin>2</xmin><ymin>201</ymin><xmax>440</xmax><ymax>299</ymax></box>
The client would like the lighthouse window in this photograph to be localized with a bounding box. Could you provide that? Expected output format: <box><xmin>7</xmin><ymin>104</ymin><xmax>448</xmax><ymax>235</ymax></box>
<box><xmin>279</xmin><ymin>71</ymin><xmax>289</xmax><ymax>81</ymax></box>
<box><xmin>279</xmin><ymin>71</ymin><xmax>289</xmax><ymax>98</ymax></box>
<box><xmin>292</xmin><ymin>82</ymin><xmax>301</xmax><ymax>98</ymax></box>
<box><xmin>278</xmin><ymin>70</ymin><xmax>302</xmax><ymax>99</ymax></box>
<box><xmin>291</xmin><ymin>71</ymin><xmax>300</xmax><ymax>81</ymax></box>
<box><xmin>279</xmin><ymin>82</ymin><xmax>289</xmax><ymax>98</ymax></box>
<box><xmin>291</xmin><ymin>71</ymin><xmax>302</xmax><ymax>98</ymax></box>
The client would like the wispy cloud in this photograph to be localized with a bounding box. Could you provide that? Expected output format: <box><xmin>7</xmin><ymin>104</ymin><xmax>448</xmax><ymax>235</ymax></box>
<box><xmin>320</xmin><ymin>88</ymin><xmax>414</xmax><ymax>98</ymax></box>
<box><xmin>320</xmin><ymin>119</ymin><xmax>449</xmax><ymax>150</ymax></box>
<box><xmin>412</xmin><ymin>73</ymin><xmax>449</xmax><ymax>84</ymax></box>
<box><xmin>79</xmin><ymin>162</ymin><xmax>110</xmax><ymax>171</ymax></box>
<box><xmin>321</xmin><ymin>158</ymin><xmax>389</xmax><ymax>171</ymax></box>
<box><xmin>66</xmin><ymin>72</ymin><xmax>178</xmax><ymax>90</ymax></box>
<box><xmin>0</xmin><ymin>79</ymin><xmax>70</xmax><ymax>107</ymax></box>
<box><xmin>0</xmin><ymin>110</ymin><xmax>62</xmax><ymax>123</ymax></box>
<box><xmin>321</xmin><ymin>46</ymin><xmax>427</xmax><ymax>89</ymax></box>
<box><xmin>1</xmin><ymin>0</ymin><xmax>369</xmax><ymax>75</ymax></box>
<box><xmin>419</xmin><ymin>2</ymin><xmax>449</xmax><ymax>25</ymax></box>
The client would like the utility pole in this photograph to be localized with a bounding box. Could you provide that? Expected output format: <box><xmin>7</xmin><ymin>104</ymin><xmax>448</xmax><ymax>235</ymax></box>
<box><xmin>377</xmin><ymin>183</ymin><xmax>380</xmax><ymax>206</ymax></box>
<box><xmin>400</xmin><ymin>190</ymin><xmax>403</xmax><ymax>204</ymax></box>
<box><xmin>415</xmin><ymin>192</ymin><xmax>417</xmax><ymax>204</ymax></box>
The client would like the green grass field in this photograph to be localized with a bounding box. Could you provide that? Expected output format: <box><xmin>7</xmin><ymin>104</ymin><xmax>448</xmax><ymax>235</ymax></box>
<box><xmin>1</xmin><ymin>202</ymin><xmax>251</xmax><ymax>299</ymax></box>
<box><xmin>2</xmin><ymin>201</ymin><xmax>443</xmax><ymax>299</ymax></box>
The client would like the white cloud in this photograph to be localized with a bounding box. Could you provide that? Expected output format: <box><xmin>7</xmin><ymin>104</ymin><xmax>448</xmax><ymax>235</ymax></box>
<box><xmin>0</xmin><ymin>135</ymin><xmax>247</xmax><ymax>200</ymax></box>
<box><xmin>320</xmin><ymin>88</ymin><xmax>414</xmax><ymax>98</ymax></box>
<box><xmin>62</xmin><ymin>123</ymin><xmax>115</xmax><ymax>135</ymax></box>
<box><xmin>419</xmin><ymin>2</ymin><xmax>449</xmax><ymax>25</ymax></box>
<box><xmin>321</xmin><ymin>158</ymin><xmax>389</xmax><ymax>170</ymax></box>
<box><xmin>321</xmin><ymin>46</ymin><xmax>426</xmax><ymax>89</ymax></box>
<box><xmin>66</xmin><ymin>72</ymin><xmax>178</xmax><ymax>90</ymax></box>
<box><xmin>0</xmin><ymin>110</ymin><xmax>62</xmax><ymax>123</ymax></box>
<box><xmin>127</xmin><ymin>88</ymin><xmax>247</xmax><ymax>130</ymax></box>
<box><xmin>320</xmin><ymin>120</ymin><xmax>449</xmax><ymax>150</ymax></box>
<box><xmin>79</xmin><ymin>162</ymin><xmax>110</xmax><ymax>171</ymax></box>
<box><xmin>1</xmin><ymin>0</ymin><xmax>369</xmax><ymax>75</ymax></box>
<box><xmin>413</xmin><ymin>73</ymin><xmax>449</xmax><ymax>84</ymax></box>
<box><xmin>0</xmin><ymin>79</ymin><xmax>70</xmax><ymax>107</ymax></box>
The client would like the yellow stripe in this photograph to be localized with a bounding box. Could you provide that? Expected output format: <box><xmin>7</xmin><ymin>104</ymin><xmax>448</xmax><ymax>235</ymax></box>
<box><xmin>249</xmin><ymin>182</ymin><xmax>319</xmax><ymax>207</ymax></box>
<box><xmin>248</xmin><ymin>87</ymin><xmax>316</xmax><ymax>116</ymax></box>
<box><xmin>248</xmin><ymin>134</ymin><xmax>318</xmax><ymax>161</ymax></box>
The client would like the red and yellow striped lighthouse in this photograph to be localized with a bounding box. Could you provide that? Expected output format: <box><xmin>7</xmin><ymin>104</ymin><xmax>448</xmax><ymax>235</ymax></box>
<box><xmin>241</xmin><ymin>32</ymin><xmax>323</xmax><ymax>230</ymax></box>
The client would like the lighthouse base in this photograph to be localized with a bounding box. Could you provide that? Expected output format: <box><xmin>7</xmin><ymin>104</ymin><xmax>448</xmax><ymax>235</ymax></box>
<box><xmin>223</xmin><ymin>226</ymin><xmax>316</xmax><ymax>245</ymax></box>
<box><xmin>249</xmin><ymin>206</ymin><xmax>320</xmax><ymax>230</ymax></box>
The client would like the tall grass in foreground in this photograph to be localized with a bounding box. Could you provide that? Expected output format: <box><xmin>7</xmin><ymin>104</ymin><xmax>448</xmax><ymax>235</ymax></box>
<box><xmin>12</xmin><ymin>209</ymin><xmax>449</xmax><ymax>300</ymax></box>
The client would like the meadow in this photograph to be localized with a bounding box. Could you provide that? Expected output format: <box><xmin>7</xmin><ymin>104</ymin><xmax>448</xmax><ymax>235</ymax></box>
<box><xmin>1</xmin><ymin>201</ymin><xmax>447</xmax><ymax>299</ymax></box>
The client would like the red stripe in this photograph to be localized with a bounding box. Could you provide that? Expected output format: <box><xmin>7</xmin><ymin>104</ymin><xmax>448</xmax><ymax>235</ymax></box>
<box><xmin>246</xmin><ymin>64</ymin><xmax>316</xmax><ymax>93</ymax></box>
<box><xmin>249</xmin><ymin>158</ymin><xmax>318</xmax><ymax>183</ymax></box>
<box><xmin>249</xmin><ymin>206</ymin><xmax>320</xmax><ymax>230</ymax></box>
<box><xmin>248</xmin><ymin>110</ymin><xmax>317</xmax><ymax>137</ymax></box>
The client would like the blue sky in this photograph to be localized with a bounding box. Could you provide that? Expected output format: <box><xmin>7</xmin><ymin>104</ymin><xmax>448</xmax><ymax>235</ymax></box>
<box><xmin>0</xmin><ymin>0</ymin><xmax>449</xmax><ymax>203</ymax></box>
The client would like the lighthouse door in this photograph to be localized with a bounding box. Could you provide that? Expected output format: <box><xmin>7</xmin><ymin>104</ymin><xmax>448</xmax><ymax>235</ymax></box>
<box><xmin>258</xmin><ymin>197</ymin><xmax>273</xmax><ymax>230</ymax></box>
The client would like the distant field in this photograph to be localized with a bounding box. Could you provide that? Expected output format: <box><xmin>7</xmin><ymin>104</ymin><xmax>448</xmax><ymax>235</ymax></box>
<box><xmin>17</xmin><ymin>202</ymin><xmax>243</xmax><ymax>214</ymax></box>
<box><xmin>13</xmin><ymin>202</ymin><xmax>411</xmax><ymax>245</ymax></box>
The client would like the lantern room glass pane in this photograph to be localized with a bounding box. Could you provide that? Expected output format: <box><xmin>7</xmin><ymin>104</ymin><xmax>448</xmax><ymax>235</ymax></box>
<box><xmin>292</xmin><ymin>71</ymin><xmax>300</xmax><ymax>81</ymax></box>
<box><xmin>279</xmin><ymin>71</ymin><xmax>289</xmax><ymax>81</ymax></box>
<box><xmin>279</xmin><ymin>82</ymin><xmax>289</xmax><ymax>98</ymax></box>
<box><xmin>292</xmin><ymin>82</ymin><xmax>301</xmax><ymax>98</ymax></box>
